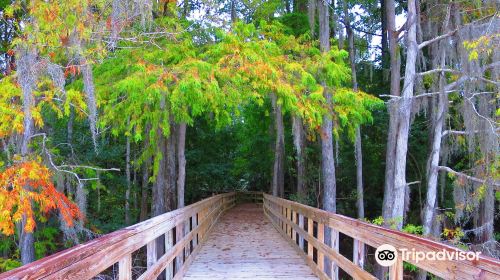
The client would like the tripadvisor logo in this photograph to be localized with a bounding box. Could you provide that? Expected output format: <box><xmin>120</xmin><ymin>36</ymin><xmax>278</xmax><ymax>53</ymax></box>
<box><xmin>375</xmin><ymin>244</ymin><xmax>398</xmax><ymax>266</ymax></box>
<box><xmin>375</xmin><ymin>244</ymin><xmax>481</xmax><ymax>267</ymax></box>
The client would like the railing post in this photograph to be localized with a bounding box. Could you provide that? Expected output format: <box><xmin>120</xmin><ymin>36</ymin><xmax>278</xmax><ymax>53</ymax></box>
<box><xmin>282</xmin><ymin>206</ymin><xmax>285</xmax><ymax>232</ymax></box>
<box><xmin>331</xmin><ymin>229</ymin><xmax>339</xmax><ymax>280</ymax></box>
<box><xmin>146</xmin><ymin>240</ymin><xmax>157</xmax><ymax>269</ymax></box>
<box><xmin>184</xmin><ymin>217</ymin><xmax>191</xmax><ymax>259</ymax></box>
<box><xmin>307</xmin><ymin>218</ymin><xmax>313</xmax><ymax>259</ymax></box>
<box><xmin>118</xmin><ymin>253</ymin><xmax>132</xmax><ymax>280</ymax></box>
<box><xmin>192</xmin><ymin>213</ymin><xmax>198</xmax><ymax>249</ymax></box>
<box><xmin>175</xmin><ymin>222</ymin><xmax>184</xmax><ymax>273</ymax></box>
<box><xmin>292</xmin><ymin>210</ymin><xmax>297</xmax><ymax>243</ymax></box>
<box><xmin>199</xmin><ymin>209</ymin><xmax>205</xmax><ymax>241</ymax></box>
<box><xmin>286</xmin><ymin>207</ymin><xmax>291</xmax><ymax>238</ymax></box>
<box><xmin>298</xmin><ymin>213</ymin><xmax>304</xmax><ymax>250</ymax></box>
<box><xmin>353</xmin><ymin>239</ymin><xmax>365</xmax><ymax>269</ymax></box>
<box><xmin>317</xmin><ymin>223</ymin><xmax>325</xmax><ymax>272</ymax></box>
<box><xmin>165</xmin><ymin>229</ymin><xmax>174</xmax><ymax>279</ymax></box>
<box><xmin>389</xmin><ymin>256</ymin><xmax>403</xmax><ymax>280</ymax></box>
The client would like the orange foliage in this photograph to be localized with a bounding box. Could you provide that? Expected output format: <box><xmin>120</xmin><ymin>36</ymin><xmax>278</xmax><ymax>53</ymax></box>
<box><xmin>0</xmin><ymin>161</ymin><xmax>83</xmax><ymax>235</ymax></box>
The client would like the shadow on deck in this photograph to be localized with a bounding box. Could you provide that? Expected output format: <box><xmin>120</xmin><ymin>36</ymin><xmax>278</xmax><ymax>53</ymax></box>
<box><xmin>184</xmin><ymin>203</ymin><xmax>318</xmax><ymax>279</ymax></box>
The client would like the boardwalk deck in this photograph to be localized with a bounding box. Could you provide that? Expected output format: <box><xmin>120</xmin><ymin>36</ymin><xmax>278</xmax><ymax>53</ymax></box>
<box><xmin>183</xmin><ymin>203</ymin><xmax>319</xmax><ymax>280</ymax></box>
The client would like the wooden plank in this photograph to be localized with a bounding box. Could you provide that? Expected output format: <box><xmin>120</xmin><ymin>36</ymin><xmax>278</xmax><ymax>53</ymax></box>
<box><xmin>184</xmin><ymin>203</ymin><xmax>319</xmax><ymax>280</ymax></box>
<box><xmin>263</xmin><ymin>194</ymin><xmax>500</xmax><ymax>279</ymax></box>
<box><xmin>118</xmin><ymin>253</ymin><xmax>132</xmax><ymax>280</ymax></box>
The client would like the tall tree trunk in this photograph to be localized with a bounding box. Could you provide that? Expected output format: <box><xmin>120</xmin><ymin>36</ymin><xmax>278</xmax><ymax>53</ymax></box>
<box><xmin>166</xmin><ymin>123</ymin><xmax>177</xmax><ymax>212</ymax></box>
<box><xmin>152</xmin><ymin>135</ymin><xmax>166</xmax><ymax>217</ymax></box>
<box><xmin>285</xmin><ymin>0</ymin><xmax>292</xmax><ymax>13</ymax></box>
<box><xmin>140</xmin><ymin>159</ymin><xmax>151</xmax><ymax>221</ymax></box>
<box><xmin>422</xmin><ymin>7</ymin><xmax>450</xmax><ymax>236</ymax></box>
<box><xmin>308</xmin><ymin>0</ymin><xmax>316</xmax><ymax>39</ymax></box>
<box><xmin>230</xmin><ymin>0</ymin><xmax>237</xmax><ymax>23</ymax></box>
<box><xmin>381</xmin><ymin>0</ymin><xmax>400</xmax><ymax>225</ymax></box>
<box><xmin>271</xmin><ymin>93</ymin><xmax>285</xmax><ymax>197</ymax></box>
<box><xmin>177</xmin><ymin>122</ymin><xmax>188</xmax><ymax>275</ymax></box>
<box><xmin>80</xmin><ymin>58</ymin><xmax>98</xmax><ymax>152</ymax></box>
<box><xmin>295</xmin><ymin>0</ymin><xmax>307</xmax><ymax>13</ymax></box>
<box><xmin>391</xmin><ymin>0</ymin><xmax>417</xmax><ymax>230</ymax></box>
<box><xmin>177</xmin><ymin>123</ymin><xmax>187</xmax><ymax>209</ymax></box>
<box><xmin>292</xmin><ymin>116</ymin><xmax>306</xmax><ymax>198</ymax></box>
<box><xmin>140</xmin><ymin>126</ymin><xmax>151</xmax><ymax>221</ymax></box>
<box><xmin>422</xmin><ymin>96</ymin><xmax>446</xmax><ymax>232</ymax></box>
<box><xmin>377</xmin><ymin>0</ymin><xmax>401</xmax><ymax>276</ymax></box>
<box><xmin>182</xmin><ymin>0</ymin><xmax>189</xmax><ymax>18</ymax></box>
<box><xmin>344</xmin><ymin>2</ymin><xmax>365</xmax><ymax>268</ymax></box>
<box><xmin>125</xmin><ymin>131</ymin><xmax>131</xmax><ymax>225</ymax></box>
<box><xmin>318</xmin><ymin>1</ymin><xmax>339</xmax><ymax>278</ymax></box>
<box><xmin>380</xmin><ymin>0</ymin><xmax>389</xmax><ymax>73</ymax></box>
<box><xmin>17</xmin><ymin>48</ymin><xmax>36</xmax><ymax>265</ymax></box>
<box><xmin>419</xmin><ymin>78</ymin><xmax>447</xmax><ymax>280</ymax></box>
<box><xmin>152</xmin><ymin>98</ymin><xmax>168</xmax><ymax>280</ymax></box>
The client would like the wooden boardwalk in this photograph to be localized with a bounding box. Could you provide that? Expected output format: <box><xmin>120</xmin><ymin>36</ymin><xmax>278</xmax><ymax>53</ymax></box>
<box><xmin>4</xmin><ymin>192</ymin><xmax>500</xmax><ymax>280</ymax></box>
<box><xmin>183</xmin><ymin>203</ymin><xmax>319</xmax><ymax>280</ymax></box>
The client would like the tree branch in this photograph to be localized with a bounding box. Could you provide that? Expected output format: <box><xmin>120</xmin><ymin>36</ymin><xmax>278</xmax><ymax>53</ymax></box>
<box><xmin>418</xmin><ymin>14</ymin><xmax>495</xmax><ymax>49</ymax></box>
<box><xmin>438</xmin><ymin>166</ymin><xmax>500</xmax><ymax>188</ymax></box>
<box><xmin>417</xmin><ymin>68</ymin><xmax>459</xmax><ymax>76</ymax></box>
<box><xmin>418</xmin><ymin>29</ymin><xmax>457</xmax><ymax>49</ymax></box>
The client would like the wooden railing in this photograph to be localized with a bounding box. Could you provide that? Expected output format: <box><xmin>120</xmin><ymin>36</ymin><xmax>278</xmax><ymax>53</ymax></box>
<box><xmin>263</xmin><ymin>193</ymin><xmax>500</xmax><ymax>280</ymax></box>
<box><xmin>1</xmin><ymin>192</ymin><xmax>236</xmax><ymax>280</ymax></box>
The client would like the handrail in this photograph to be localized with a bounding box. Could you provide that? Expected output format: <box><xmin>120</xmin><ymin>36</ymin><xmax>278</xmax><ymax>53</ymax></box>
<box><xmin>1</xmin><ymin>192</ymin><xmax>237</xmax><ymax>280</ymax></box>
<box><xmin>262</xmin><ymin>193</ymin><xmax>500</xmax><ymax>280</ymax></box>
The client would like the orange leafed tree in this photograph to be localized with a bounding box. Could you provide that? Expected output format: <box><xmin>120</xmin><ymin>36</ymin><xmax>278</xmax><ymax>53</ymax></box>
<box><xmin>0</xmin><ymin>161</ymin><xmax>83</xmax><ymax>235</ymax></box>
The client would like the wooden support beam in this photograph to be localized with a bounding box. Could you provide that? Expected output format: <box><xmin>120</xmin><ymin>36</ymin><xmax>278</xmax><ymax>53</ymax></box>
<box><xmin>165</xmin><ymin>230</ymin><xmax>174</xmax><ymax>279</ymax></box>
<box><xmin>292</xmin><ymin>210</ymin><xmax>297</xmax><ymax>243</ymax></box>
<box><xmin>118</xmin><ymin>253</ymin><xmax>132</xmax><ymax>280</ymax></box>
<box><xmin>298</xmin><ymin>213</ymin><xmax>304</xmax><ymax>250</ymax></box>
<box><xmin>331</xmin><ymin>228</ymin><xmax>339</xmax><ymax>280</ymax></box>
<box><xmin>146</xmin><ymin>240</ymin><xmax>157</xmax><ymax>269</ymax></box>
<box><xmin>307</xmin><ymin>218</ymin><xmax>313</xmax><ymax>259</ymax></box>
<box><xmin>389</xmin><ymin>256</ymin><xmax>404</xmax><ymax>280</ymax></box>
<box><xmin>353</xmin><ymin>239</ymin><xmax>365</xmax><ymax>269</ymax></box>
<box><xmin>317</xmin><ymin>223</ymin><xmax>325</xmax><ymax>272</ymax></box>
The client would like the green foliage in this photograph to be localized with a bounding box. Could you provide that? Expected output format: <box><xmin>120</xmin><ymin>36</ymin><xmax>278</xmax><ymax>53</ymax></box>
<box><xmin>34</xmin><ymin>227</ymin><xmax>58</xmax><ymax>259</ymax></box>
<box><xmin>0</xmin><ymin>257</ymin><xmax>21</xmax><ymax>272</ymax></box>
<box><xmin>370</xmin><ymin>216</ymin><xmax>384</xmax><ymax>226</ymax></box>
<box><xmin>331</xmin><ymin>88</ymin><xmax>384</xmax><ymax>140</ymax></box>
<box><xmin>403</xmin><ymin>262</ymin><xmax>418</xmax><ymax>273</ymax></box>
<box><xmin>402</xmin><ymin>224</ymin><xmax>423</xmax><ymax>235</ymax></box>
